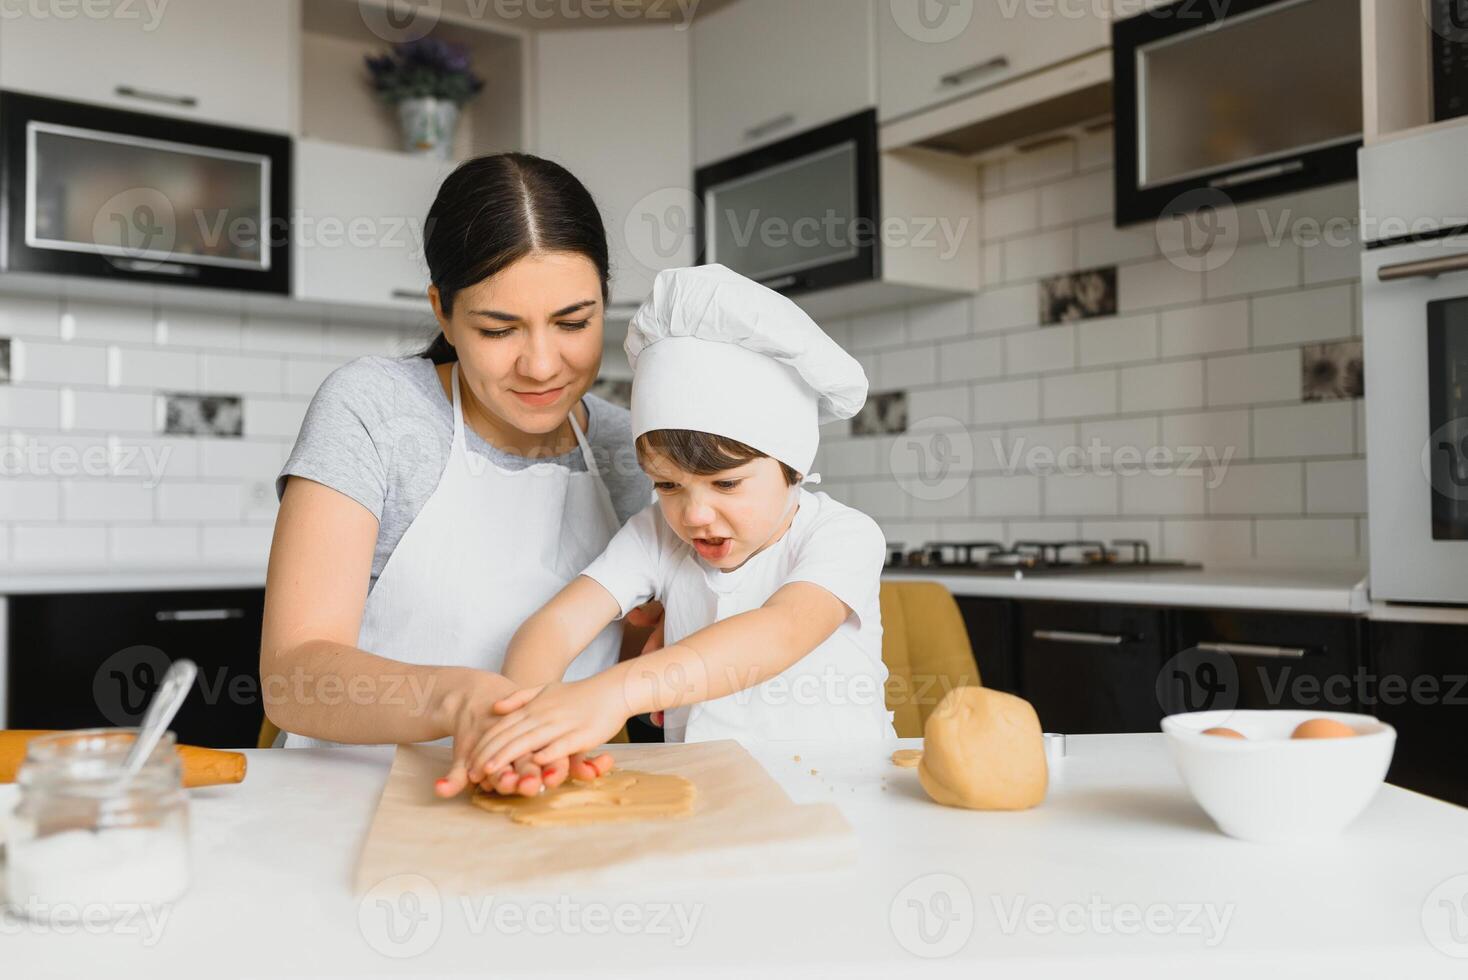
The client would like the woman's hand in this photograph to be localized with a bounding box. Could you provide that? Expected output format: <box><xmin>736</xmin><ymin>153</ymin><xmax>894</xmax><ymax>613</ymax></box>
<box><xmin>470</xmin><ymin>677</ymin><xmax>628</xmax><ymax>776</ymax></box>
<box><xmin>433</xmin><ymin>669</ymin><xmax>561</xmax><ymax>798</ymax></box>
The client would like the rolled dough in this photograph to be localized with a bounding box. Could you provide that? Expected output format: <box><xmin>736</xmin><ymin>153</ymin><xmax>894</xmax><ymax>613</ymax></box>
<box><xmin>918</xmin><ymin>687</ymin><xmax>1047</xmax><ymax>811</ymax></box>
<box><xmin>470</xmin><ymin>770</ymin><xmax>696</xmax><ymax>827</ymax></box>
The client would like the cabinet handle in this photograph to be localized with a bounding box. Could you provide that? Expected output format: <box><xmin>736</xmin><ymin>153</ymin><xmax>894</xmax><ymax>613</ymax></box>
<box><xmin>939</xmin><ymin>56</ymin><xmax>1010</xmax><ymax>89</ymax></box>
<box><xmin>1207</xmin><ymin>159</ymin><xmax>1304</xmax><ymax>190</ymax></box>
<box><xmin>115</xmin><ymin>85</ymin><xmax>198</xmax><ymax>108</ymax></box>
<box><xmin>1033</xmin><ymin>629</ymin><xmax>1127</xmax><ymax>646</ymax></box>
<box><xmin>1196</xmin><ymin>641</ymin><xmax>1307</xmax><ymax>659</ymax></box>
<box><xmin>743</xmin><ymin>112</ymin><xmax>796</xmax><ymax>142</ymax></box>
<box><xmin>1377</xmin><ymin>253</ymin><xmax>1468</xmax><ymax>282</ymax></box>
<box><xmin>391</xmin><ymin>289</ymin><xmax>426</xmax><ymax>301</ymax></box>
<box><xmin>155</xmin><ymin>608</ymin><xmax>243</xmax><ymax>622</ymax></box>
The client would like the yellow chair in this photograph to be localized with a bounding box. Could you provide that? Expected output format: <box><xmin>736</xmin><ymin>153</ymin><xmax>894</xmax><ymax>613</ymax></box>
<box><xmin>880</xmin><ymin>581</ymin><xmax>981</xmax><ymax>737</ymax></box>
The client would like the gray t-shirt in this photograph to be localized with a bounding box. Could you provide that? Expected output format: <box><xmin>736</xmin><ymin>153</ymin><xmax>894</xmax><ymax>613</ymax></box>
<box><xmin>277</xmin><ymin>355</ymin><xmax>652</xmax><ymax>590</ymax></box>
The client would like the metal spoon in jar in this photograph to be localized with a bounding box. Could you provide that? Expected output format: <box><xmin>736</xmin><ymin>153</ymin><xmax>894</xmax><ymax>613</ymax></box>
<box><xmin>118</xmin><ymin>658</ymin><xmax>198</xmax><ymax>783</ymax></box>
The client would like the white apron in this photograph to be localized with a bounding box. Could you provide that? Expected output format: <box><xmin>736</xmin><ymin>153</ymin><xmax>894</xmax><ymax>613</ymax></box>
<box><xmin>284</xmin><ymin>363</ymin><xmax>622</xmax><ymax>748</ymax></box>
<box><xmin>658</xmin><ymin>492</ymin><xmax>896</xmax><ymax>746</ymax></box>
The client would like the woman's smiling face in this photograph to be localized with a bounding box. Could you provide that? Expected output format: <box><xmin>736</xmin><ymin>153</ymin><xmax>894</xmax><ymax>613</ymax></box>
<box><xmin>432</xmin><ymin>250</ymin><xmax>605</xmax><ymax>448</ymax></box>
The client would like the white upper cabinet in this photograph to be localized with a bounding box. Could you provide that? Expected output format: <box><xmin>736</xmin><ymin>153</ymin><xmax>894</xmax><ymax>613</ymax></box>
<box><xmin>877</xmin><ymin>0</ymin><xmax>1107</xmax><ymax>122</ymax></box>
<box><xmin>534</xmin><ymin>25</ymin><xmax>693</xmax><ymax>308</ymax></box>
<box><xmin>293</xmin><ymin>139</ymin><xmax>451</xmax><ymax>311</ymax></box>
<box><xmin>693</xmin><ymin>0</ymin><xmax>875</xmax><ymax>166</ymax></box>
<box><xmin>0</xmin><ymin>0</ymin><xmax>297</xmax><ymax>133</ymax></box>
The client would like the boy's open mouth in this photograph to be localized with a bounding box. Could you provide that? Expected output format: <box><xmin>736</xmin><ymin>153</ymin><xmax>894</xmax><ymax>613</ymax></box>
<box><xmin>692</xmin><ymin>536</ymin><xmax>733</xmax><ymax>561</ymax></box>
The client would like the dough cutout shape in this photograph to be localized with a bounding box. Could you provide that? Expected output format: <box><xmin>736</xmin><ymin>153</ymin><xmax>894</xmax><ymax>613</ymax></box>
<box><xmin>919</xmin><ymin>687</ymin><xmax>1047</xmax><ymax>811</ymax></box>
<box><xmin>471</xmin><ymin>769</ymin><xmax>696</xmax><ymax>826</ymax></box>
<box><xmin>890</xmin><ymin>749</ymin><xmax>923</xmax><ymax>768</ymax></box>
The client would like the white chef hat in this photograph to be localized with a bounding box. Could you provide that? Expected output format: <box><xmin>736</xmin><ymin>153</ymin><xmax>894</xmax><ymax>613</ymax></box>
<box><xmin>624</xmin><ymin>264</ymin><xmax>867</xmax><ymax>476</ymax></box>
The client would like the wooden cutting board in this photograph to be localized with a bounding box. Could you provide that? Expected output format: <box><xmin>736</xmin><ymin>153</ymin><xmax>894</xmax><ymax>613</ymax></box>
<box><xmin>354</xmin><ymin>740</ymin><xmax>855</xmax><ymax>896</ymax></box>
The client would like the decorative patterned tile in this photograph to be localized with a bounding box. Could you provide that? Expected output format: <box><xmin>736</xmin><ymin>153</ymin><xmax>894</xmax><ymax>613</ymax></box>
<box><xmin>850</xmin><ymin>391</ymin><xmax>908</xmax><ymax>437</ymax></box>
<box><xmin>1040</xmin><ymin>266</ymin><xmax>1117</xmax><ymax>324</ymax></box>
<box><xmin>163</xmin><ymin>393</ymin><xmax>244</xmax><ymax>438</ymax></box>
<box><xmin>0</xmin><ymin>336</ymin><xmax>9</xmax><ymax>383</ymax></box>
<box><xmin>1302</xmin><ymin>340</ymin><xmax>1364</xmax><ymax>401</ymax></box>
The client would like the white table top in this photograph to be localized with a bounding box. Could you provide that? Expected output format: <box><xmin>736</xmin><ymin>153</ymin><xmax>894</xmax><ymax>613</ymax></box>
<box><xmin>5</xmin><ymin>734</ymin><xmax>1467</xmax><ymax>978</ymax></box>
<box><xmin>885</xmin><ymin>564</ymin><xmax>1372</xmax><ymax>614</ymax></box>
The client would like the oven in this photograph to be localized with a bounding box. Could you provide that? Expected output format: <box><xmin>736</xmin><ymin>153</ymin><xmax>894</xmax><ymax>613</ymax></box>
<box><xmin>1359</xmin><ymin>122</ymin><xmax>1468</xmax><ymax>605</ymax></box>
<box><xmin>0</xmin><ymin>91</ymin><xmax>291</xmax><ymax>294</ymax></box>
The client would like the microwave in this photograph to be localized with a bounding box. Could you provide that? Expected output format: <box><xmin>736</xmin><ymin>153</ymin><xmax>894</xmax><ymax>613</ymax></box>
<box><xmin>0</xmin><ymin>91</ymin><xmax>291</xmax><ymax>294</ymax></box>
<box><xmin>1111</xmin><ymin>0</ymin><xmax>1362</xmax><ymax>225</ymax></box>
<box><xmin>694</xmin><ymin>109</ymin><xmax>878</xmax><ymax>297</ymax></box>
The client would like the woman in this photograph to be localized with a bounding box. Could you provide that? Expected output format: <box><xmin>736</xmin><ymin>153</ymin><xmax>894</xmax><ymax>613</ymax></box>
<box><xmin>259</xmin><ymin>154</ymin><xmax>652</xmax><ymax>796</ymax></box>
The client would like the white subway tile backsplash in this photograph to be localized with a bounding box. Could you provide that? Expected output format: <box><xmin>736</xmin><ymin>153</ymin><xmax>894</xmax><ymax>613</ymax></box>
<box><xmin>972</xmin><ymin>474</ymin><xmax>1041</xmax><ymax>517</ymax></box>
<box><xmin>1120</xmin><ymin>471</ymin><xmax>1206</xmax><ymax>516</ymax></box>
<box><xmin>200</xmin><ymin>353</ymin><xmax>284</xmax><ymax>396</ymax></box>
<box><xmin>113</xmin><ymin>347</ymin><xmax>198</xmax><ymax>390</ymax></box>
<box><xmin>0</xmin><ymin>296</ymin><xmax>61</xmax><ymax>338</ymax></box>
<box><xmin>849</xmin><ymin>478</ymin><xmax>908</xmax><ymax>520</ymax></box>
<box><xmin>158</xmin><ymin>482</ymin><xmax>244</xmax><ymax>522</ymax></box>
<box><xmin>1253</xmin><ymin>401</ymin><xmax>1355</xmax><ymax>459</ymax></box>
<box><xmin>1120</xmin><ymin>360</ymin><xmax>1203</xmax><ymax>413</ymax></box>
<box><xmin>1044</xmin><ymin>472</ymin><xmax>1118</xmax><ymax>516</ymax></box>
<box><xmin>905</xmin><ymin>298</ymin><xmax>972</xmax><ymax>343</ymax></box>
<box><xmin>1004</xmin><ymin>325</ymin><xmax>1075</xmax><ymax>375</ymax></box>
<box><xmin>1118</xmin><ymin>259</ymin><xmax>1204</xmax><ymax>312</ymax></box>
<box><xmin>242</xmin><ymin>315</ymin><xmax>325</xmax><ymax>355</ymax></box>
<box><xmin>816</xmin><ymin>439</ymin><xmax>877</xmax><ymax>479</ymax></box>
<box><xmin>0</xmin><ymin>479</ymin><xmax>61</xmax><ymax>520</ymax></box>
<box><xmin>1082</xmin><ymin>519</ymin><xmax>1161</xmax><ymax>553</ymax></box>
<box><xmin>0</xmin><ymin>386</ymin><xmax>62</xmax><ymax>428</ymax></box>
<box><xmin>972</xmin><ymin>378</ymin><xmax>1040</xmax><ymax>425</ymax></box>
<box><xmin>1081</xmin><ymin>417</ymin><xmax>1159</xmax><ymax>456</ymax></box>
<box><xmin>1042</xmin><ymin>369</ymin><xmax>1116</xmax><ymax>419</ymax></box>
<box><xmin>67</xmin><ymin>301</ymin><xmax>154</xmax><ymax>344</ymax></box>
<box><xmin>61</xmin><ymin>481</ymin><xmax>153</xmax><ymax>521</ymax></box>
<box><xmin>1205</xmin><ymin>240</ymin><xmax>1301</xmax><ymax>299</ymax></box>
<box><xmin>201</xmin><ymin>524</ymin><xmax>273</xmax><ymax>565</ymax></box>
<box><xmin>1159</xmin><ymin>301</ymin><xmax>1248</xmax><ymax>357</ymax></box>
<box><xmin>109</xmin><ymin>525</ymin><xmax>199</xmax><ymax>564</ymax></box>
<box><xmin>12</xmin><ymin>524</ymin><xmax>107</xmax><ymax>564</ymax></box>
<box><xmin>200</xmin><ymin>440</ymin><xmax>288</xmax><ymax>481</ymax></box>
<box><xmin>938</xmin><ymin>336</ymin><xmax>1002</xmax><ymax>383</ymax></box>
<box><xmin>1040</xmin><ymin>170</ymin><xmax>1112</xmax><ymax>227</ymax></box>
<box><xmin>878</xmin><ymin>346</ymin><xmax>937</xmax><ymax>389</ymax></box>
<box><xmin>243</xmin><ymin>398</ymin><xmax>310</xmax><ymax>440</ymax></box>
<box><xmin>325</xmin><ymin>324</ymin><xmax>416</xmax><ymax>359</ymax></box>
<box><xmin>1075</xmin><ymin>126</ymin><xmax>1113</xmax><ymax>170</ymax></box>
<box><xmin>1303</xmin><ymin>235</ymin><xmax>1362</xmax><ymax>285</ymax></box>
<box><xmin>1254</xmin><ymin>518</ymin><xmax>1357</xmax><ymax>560</ymax></box>
<box><xmin>1006</xmin><ymin>519</ymin><xmax>1082</xmax><ymax>541</ymax></box>
<box><xmin>13</xmin><ymin>340</ymin><xmax>107</xmax><ymax>385</ymax></box>
<box><xmin>1003</xmin><ymin>229</ymin><xmax>1075</xmax><ymax>282</ymax></box>
<box><xmin>1077</xmin><ymin>314</ymin><xmax>1157</xmax><ymax>367</ymax></box>
<box><xmin>1206</xmin><ymin>349</ymin><xmax>1301</xmax><ymax>407</ymax></box>
<box><xmin>1251</xmin><ymin>284</ymin><xmax>1353</xmax><ymax>347</ymax></box>
<box><xmin>1076</xmin><ymin>219</ymin><xmax>1159</xmax><ymax>268</ymax></box>
<box><xmin>982</xmin><ymin>190</ymin><xmax>1040</xmax><ymax>241</ymax></box>
<box><xmin>1002</xmin><ymin>423</ymin><xmax>1080</xmax><ymax>462</ymax></box>
<box><xmin>1001</xmin><ymin>141</ymin><xmax>1076</xmax><ymax>190</ymax></box>
<box><xmin>1161</xmin><ymin>409</ymin><xmax>1250</xmax><ymax>460</ymax></box>
<box><xmin>1208</xmin><ymin>461</ymin><xmax>1303</xmax><ymax>515</ymax></box>
<box><xmin>907</xmin><ymin>385</ymin><xmax>971</xmax><ymax>425</ymax></box>
<box><xmin>160</xmin><ymin>308</ymin><xmax>243</xmax><ymax>349</ymax></box>
<box><xmin>1161</xmin><ymin>518</ymin><xmax>1254</xmax><ymax>561</ymax></box>
<box><xmin>1306</xmin><ymin>458</ymin><xmax>1368</xmax><ymax>514</ymax></box>
<box><xmin>848</xmin><ymin>310</ymin><xmax>905</xmax><ymax>351</ymax></box>
<box><xmin>973</xmin><ymin>283</ymin><xmax>1038</xmax><ymax>333</ymax></box>
<box><xmin>70</xmin><ymin>390</ymin><xmax>156</xmax><ymax>433</ymax></box>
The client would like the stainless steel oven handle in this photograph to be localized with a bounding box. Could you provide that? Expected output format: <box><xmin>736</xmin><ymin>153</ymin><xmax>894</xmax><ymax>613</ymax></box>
<box><xmin>1032</xmin><ymin>629</ymin><xmax>1126</xmax><ymax>646</ymax></box>
<box><xmin>743</xmin><ymin>112</ymin><xmax>796</xmax><ymax>143</ymax></box>
<box><xmin>115</xmin><ymin>85</ymin><xmax>198</xmax><ymax>108</ymax></box>
<box><xmin>1196</xmin><ymin>641</ymin><xmax>1307</xmax><ymax>659</ymax></box>
<box><xmin>939</xmin><ymin>56</ymin><xmax>1010</xmax><ymax>89</ymax></box>
<box><xmin>155</xmin><ymin>609</ymin><xmax>244</xmax><ymax>622</ymax></box>
<box><xmin>1377</xmin><ymin>253</ymin><xmax>1468</xmax><ymax>282</ymax></box>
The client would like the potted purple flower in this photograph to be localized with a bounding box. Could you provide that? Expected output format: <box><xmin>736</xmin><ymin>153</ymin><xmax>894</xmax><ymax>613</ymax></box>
<box><xmin>365</xmin><ymin>39</ymin><xmax>485</xmax><ymax>160</ymax></box>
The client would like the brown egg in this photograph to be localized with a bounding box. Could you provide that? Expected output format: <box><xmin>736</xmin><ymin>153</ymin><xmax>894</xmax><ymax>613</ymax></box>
<box><xmin>1291</xmin><ymin>718</ymin><xmax>1356</xmax><ymax>739</ymax></box>
<box><xmin>1202</xmin><ymin>727</ymin><xmax>1246</xmax><ymax>739</ymax></box>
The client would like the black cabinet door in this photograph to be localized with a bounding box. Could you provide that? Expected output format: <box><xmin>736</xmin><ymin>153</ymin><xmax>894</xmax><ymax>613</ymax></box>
<box><xmin>1162</xmin><ymin>610</ymin><xmax>1363</xmax><ymax>715</ymax></box>
<box><xmin>1368</xmin><ymin>621</ymin><xmax>1468</xmax><ymax>807</ymax></box>
<box><xmin>8</xmin><ymin>589</ymin><xmax>267</xmax><ymax>748</ymax></box>
<box><xmin>1017</xmin><ymin>601</ymin><xmax>1167</xmax><ymax>734</ymax></box>
<box><xmin>954</xmin><ymin>597</ymin><xmax>1017</xmax><ymax>695</ymax></box>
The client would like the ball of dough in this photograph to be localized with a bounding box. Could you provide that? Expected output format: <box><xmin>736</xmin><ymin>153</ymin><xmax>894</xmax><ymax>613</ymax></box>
<box><xmin>918</xmin><ymin>687</ymin><xmax>1047</xmax><ymax>811</ymax></box>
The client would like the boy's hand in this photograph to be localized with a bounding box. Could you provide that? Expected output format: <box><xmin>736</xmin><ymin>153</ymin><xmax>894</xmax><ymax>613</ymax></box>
<box><xmin>471</xmin><ymin>678</ymin><xmax>628</xmax><ymax>776</ymax></box>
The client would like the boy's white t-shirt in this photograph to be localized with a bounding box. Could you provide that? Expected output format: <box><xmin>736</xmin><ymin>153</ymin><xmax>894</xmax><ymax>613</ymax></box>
<box><xmin>581</xmin><ymin>488</ymin><xmax>896</xmax><ymax>744</ymax></box>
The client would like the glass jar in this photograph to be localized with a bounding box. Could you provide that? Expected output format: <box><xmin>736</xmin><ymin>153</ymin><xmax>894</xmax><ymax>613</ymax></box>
<box><xmin>5</xmin><ymin>728</ymin><xmax>190</xmax><ymax>922</ymax></box>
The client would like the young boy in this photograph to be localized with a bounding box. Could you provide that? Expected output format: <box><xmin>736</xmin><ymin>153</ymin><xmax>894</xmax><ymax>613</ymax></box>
<box><xmin>463</xmin><ymin>264</ymin><xmax>895</xmax><ymax>779</ymax></box>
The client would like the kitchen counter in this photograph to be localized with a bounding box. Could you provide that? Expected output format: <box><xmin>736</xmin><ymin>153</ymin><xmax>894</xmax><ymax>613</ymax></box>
<box><xmin>885</xmin><ymin>564</ymin><xmax>1371</xmax><ymax>615</ymax></box>
<box><xmin>0</xmin><ymin>567</ymin><xmax>267</xmax><ymax>594</ymax></box>
<box><xmin>3</xmin><ymin>735</ymin><xmax>1465</xmax><ymax>978</ymax></box>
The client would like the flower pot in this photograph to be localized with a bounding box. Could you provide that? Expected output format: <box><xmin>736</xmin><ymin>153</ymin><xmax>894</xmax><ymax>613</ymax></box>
<box><xmin>397</xmin><ymin>97</ymin><xmax>460</xmax><ymax>160</ymax></box>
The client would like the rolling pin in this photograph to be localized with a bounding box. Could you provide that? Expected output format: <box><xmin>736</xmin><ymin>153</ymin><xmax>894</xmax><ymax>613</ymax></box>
<box><xmin>0</xmin><ymin>730</ymin><xmax>247</xmax><ymax>788</ymax></box>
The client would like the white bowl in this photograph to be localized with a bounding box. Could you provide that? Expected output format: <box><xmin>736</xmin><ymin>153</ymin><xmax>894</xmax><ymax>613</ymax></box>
<box><xmin>1161</xmin><ymin>709</ymin><xmax>1396</xmax><ymax>843</ymax></box>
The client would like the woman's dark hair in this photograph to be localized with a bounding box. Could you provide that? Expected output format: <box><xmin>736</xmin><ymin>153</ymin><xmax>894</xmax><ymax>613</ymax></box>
<box><xmin>418</xmin><ymin>153</ymin><xmax>610</xmax><ymax>363</ymax></box>
<box><xmin>636</xmin><ymin>429</ymin><xmax>801</xmax><ymax>487</ymax></box>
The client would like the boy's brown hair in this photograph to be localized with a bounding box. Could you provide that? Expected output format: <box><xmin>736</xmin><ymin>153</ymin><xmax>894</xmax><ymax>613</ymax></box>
<box><xmin>636</xmin><ymin>429</ymin><xmax>801</xmax><ymax>486</ymax></box>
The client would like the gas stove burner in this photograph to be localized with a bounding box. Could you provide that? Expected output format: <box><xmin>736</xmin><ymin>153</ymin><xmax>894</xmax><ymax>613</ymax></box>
<box><xmin>885</xmin><ymin>538</ymin><xmax>1199</xmax><ymax>577</ymax></box>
